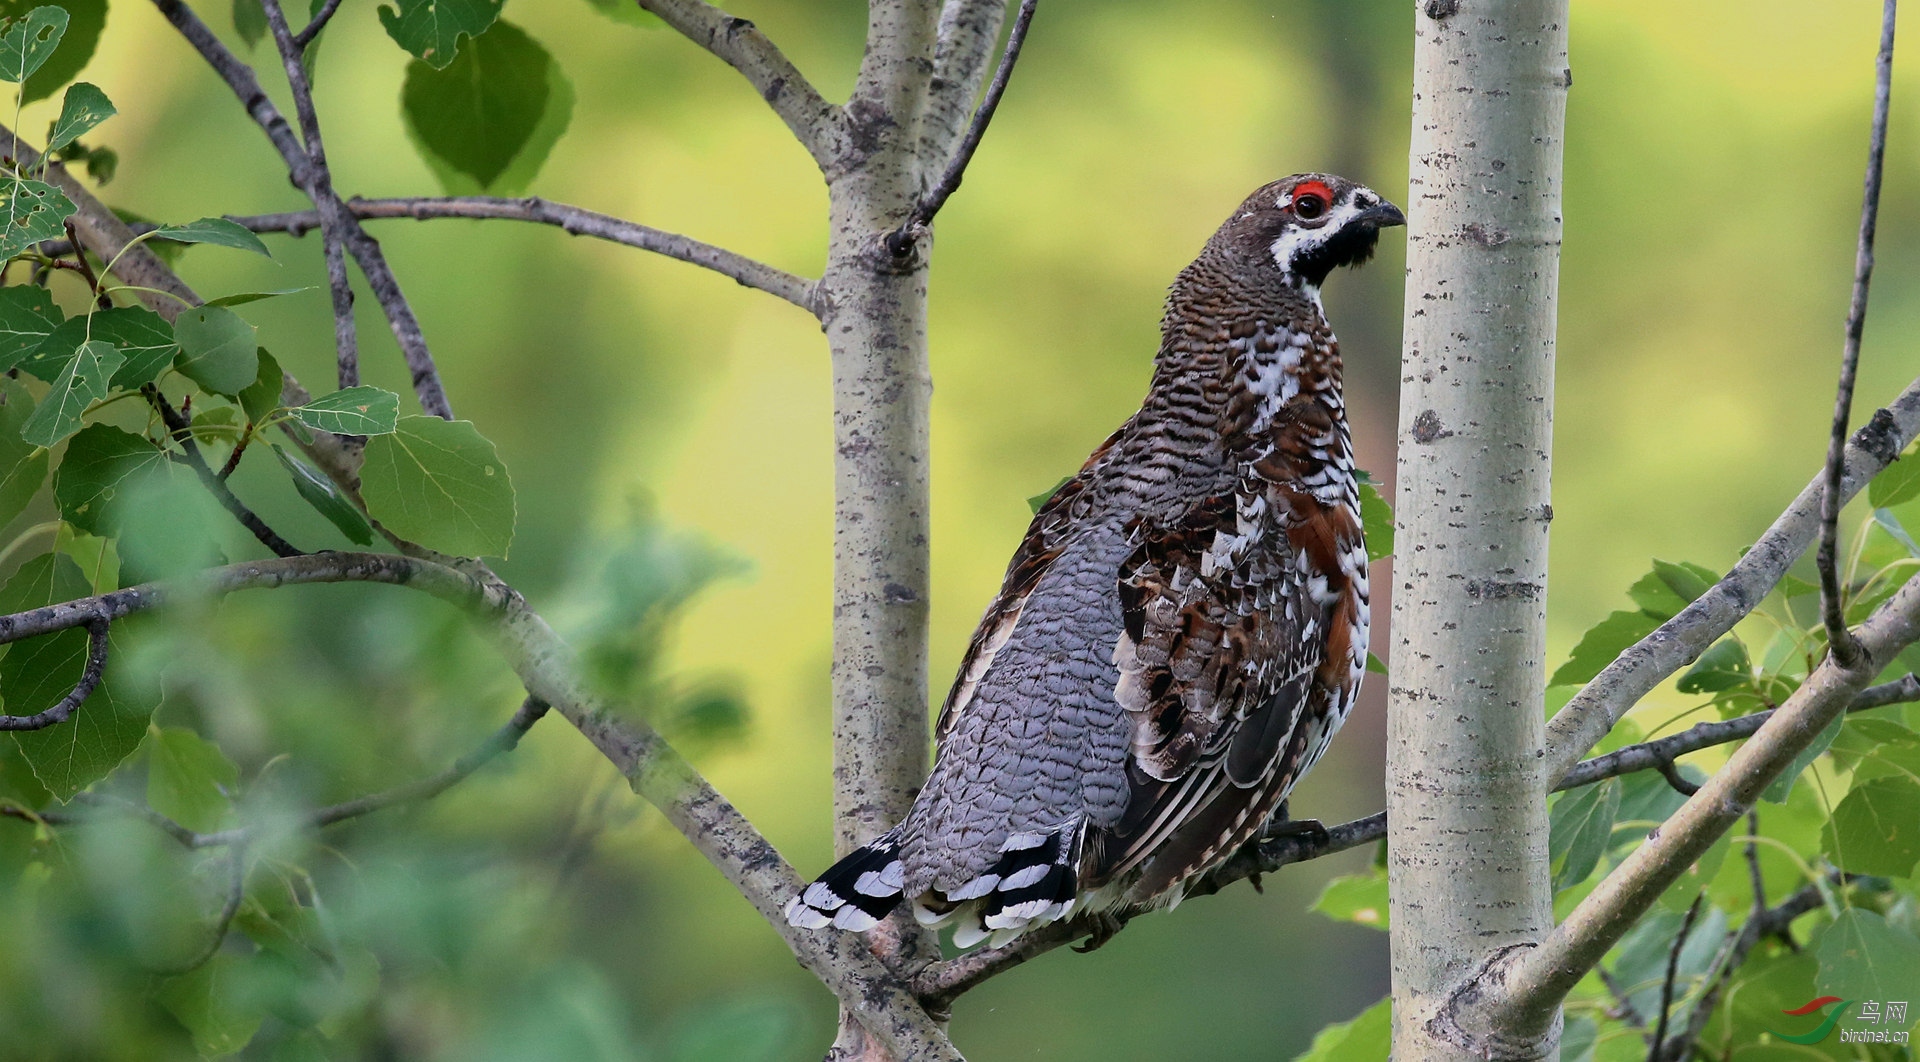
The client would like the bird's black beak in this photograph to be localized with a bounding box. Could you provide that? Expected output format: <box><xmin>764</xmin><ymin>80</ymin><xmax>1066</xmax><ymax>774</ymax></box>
<box><xmin>1360</xmin><ymin>199</ymin><xmax>1406</xmax><ymax>229</ymax></box>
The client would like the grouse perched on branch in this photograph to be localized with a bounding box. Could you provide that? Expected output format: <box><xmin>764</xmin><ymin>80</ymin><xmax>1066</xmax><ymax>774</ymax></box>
<box><xmin>788</xmin><ymin>174</ymin><xmax>1403</xmax><ymax>949</ymax></box>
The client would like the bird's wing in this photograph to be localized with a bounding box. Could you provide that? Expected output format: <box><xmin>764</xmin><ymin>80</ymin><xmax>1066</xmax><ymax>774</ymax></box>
<box><xmin>934</xmin><ymin>426</ymin><xmax>1126</xmax><ymax>745</ymax></box>
<box><xmin>1102</xmin><ymin>417</ymin><xmax>1367</xmax><ymax>892</ymax></box>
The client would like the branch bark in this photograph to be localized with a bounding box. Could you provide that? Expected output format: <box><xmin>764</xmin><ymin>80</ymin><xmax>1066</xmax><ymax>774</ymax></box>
<box><xmin>1817</xmin><ymin>0</ymin><xmax>1898</xmax><ymax>670</ymax></box>
<box><xmin>210</xmin><ymin>197</ymin><xmax>822</xmax><ymax>314</ymax></box>
<box><xmin>634</xmin><ymin>0</ymin><xmax>844</xmax><ymax>170</ymax></box>
<box><xmin>1387</xmin><ymin>2</ymin><xmax>1569</xmax><ymax>1059</ymax></box>
<box><xmin>1478</xmin><ymin>573</ymin><xmax>1920</xmax><ymax>1045</ymax></box>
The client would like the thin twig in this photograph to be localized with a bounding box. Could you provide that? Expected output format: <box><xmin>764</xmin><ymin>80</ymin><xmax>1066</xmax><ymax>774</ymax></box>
<box><xmin>0</xmin><ymin>617</ymin><xmax>109</xmax><ymax>730</ymax></box>
<box><xmin>149</xmin><ymin>846</ymin><xmax>246</xmax><ymax>975</ymax></box>
<box><xmin>291</xmin><ymin>0</ymin><xmax>340</xmax><ymax>48</ymax></box>
<box><xmin>203</xmin><ymin>197</ymin><xmax>821</xmax><ymax>314</ymax></box>
<box><xmin>1667</xmin><ymin>881</ymin><xmax>1826</xmax><ymax>1059</ymax></box>
<box><xmin>260</xmin><ymin>0</ymin><xmax>359</xmax><ymax>390</ymax></box>
<box><xmin>144</xmin><ymin>385</ymin><xmax>305</xmax><ymax>558</ymax></box>
<box><xmin>1653</xmin><ymin>755</ymin><xmax>1701</xmax><ymax>797</ymax></box>
<box><xmin>27</xmin><ymin>696</ymin><xmax>551</xmax><ymax>848</ymax></box>
<box><xmin>1818</xmin><ymin>0</ymin><xmax>1898</xmax><ymax>670</ymax></box>
<box><xmin>151</xmin><ymin>0</ymin><xmax>455</xmax><ymax>420</ymax></box>
<box><xmin>1557</xmin><ymin>673</ymin><xmax>1918</xmax><ymax>790</ymax></box>
<box><xmin>1648</xmin><ymin>895</ymin><xmax>1704</xmax><ymax>1061</ymax></box>
<box><xmin>888</xmin><ymin>0</ymin><xmax>1037</xmax><ymax>258</ymax></box>
<box><xmin>633</xmin><ymin>0</ymin><xmax>843</xmax><ymax>169</ymax></box>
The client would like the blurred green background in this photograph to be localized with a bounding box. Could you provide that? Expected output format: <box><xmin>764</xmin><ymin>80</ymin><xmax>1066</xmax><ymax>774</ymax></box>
<box><xmin>1</xmin><ymin>0</ymin><xmax>1916</xmax><ymax>1058</ymax></box>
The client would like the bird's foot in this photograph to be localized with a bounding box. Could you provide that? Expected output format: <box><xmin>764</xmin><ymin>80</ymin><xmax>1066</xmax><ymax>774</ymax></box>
<box><xmin>1071</xmin><ymin>912</ymin><xmax>1124</xmax><ymax>954</ymax></box>
<box><xmin>1265</xmin><ymin>805</ymin><xmax>1330</xmax><ymax>850</ymax></box>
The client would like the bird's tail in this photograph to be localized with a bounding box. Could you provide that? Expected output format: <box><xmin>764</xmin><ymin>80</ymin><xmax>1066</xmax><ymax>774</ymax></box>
<box><xmin>783</xmin><ymin>828</ymin><xmax>907</xmax><ymax>932</ymax></box>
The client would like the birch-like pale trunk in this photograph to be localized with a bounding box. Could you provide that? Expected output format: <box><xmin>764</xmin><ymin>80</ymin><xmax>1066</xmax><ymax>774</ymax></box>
<box><xmin>1386</xmin><ymin>2</ymin><xmax>1569</xmax><ymax>1059</ymax></box>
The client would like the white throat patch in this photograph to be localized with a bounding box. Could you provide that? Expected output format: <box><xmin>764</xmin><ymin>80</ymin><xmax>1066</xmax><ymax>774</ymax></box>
<box><xmin>1267</xmin><ymin>195</ymin><xmax>1368</xmax><ymax>280</ymax></box>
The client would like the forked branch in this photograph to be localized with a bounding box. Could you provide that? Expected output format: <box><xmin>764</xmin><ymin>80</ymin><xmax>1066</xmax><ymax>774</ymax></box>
<box><xmin>634</xmin><ymin>0</ymin><xmax>843</xmax><ymax>168</ymax></box>
<box><xmin>1816</xmin><ymin>0</ymin><xmax>1898</xmax><ymax>669</ymax></box>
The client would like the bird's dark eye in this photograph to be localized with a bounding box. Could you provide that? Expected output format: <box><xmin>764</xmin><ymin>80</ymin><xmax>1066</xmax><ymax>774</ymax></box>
<box><xmin>1293</xmin><ymin>193</ymin><xmax>1327</xmax><ymax>220</ymax></box>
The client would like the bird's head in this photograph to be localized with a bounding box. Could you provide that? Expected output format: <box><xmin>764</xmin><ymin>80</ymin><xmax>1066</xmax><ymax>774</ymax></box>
<box><xmin>1214</xmin><ymin>173</ymin><xmax>1405</xmax><ymax>290</ymax></box>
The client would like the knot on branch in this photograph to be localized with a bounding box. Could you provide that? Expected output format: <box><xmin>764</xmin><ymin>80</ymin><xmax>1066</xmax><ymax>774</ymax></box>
<box><xmin>1425</xmin><ymin>943</ymin><xmax>1561</xmax><ymax>1061</ymax></box>
<box><xmin>1853</xmin><ymin>406</ymin><xmax>1903</xmax><ymax>465</ymax></box>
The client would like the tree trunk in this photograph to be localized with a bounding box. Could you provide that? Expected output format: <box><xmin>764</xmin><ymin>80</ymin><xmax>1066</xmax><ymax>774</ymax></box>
<box><xmin>1385</xmin><ymin>1</ymin><xmax>1569</xmax><ymax>1059</ymax></box>
<box><xmin>823</xmin><ymin>2</ymin><xmax>944</xmax><ymax>1057</ymax></box>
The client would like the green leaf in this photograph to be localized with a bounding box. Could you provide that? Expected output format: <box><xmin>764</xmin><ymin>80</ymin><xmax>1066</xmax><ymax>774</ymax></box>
<box><xmin>1870</xmin><ymin>451</ymin><xmax>1920</xmax><ymax>509</ymax></box>
<box><xmin>1675</xmin><ymin>638</ymin><xmax>1750</xmax><ymax>694</ymax></box>
<box><xmin>378</xmin><ymin>0</ymin><xmax>501</xmax><ymax>68</ymax></box>
<box><xmin>232</xmin><ymin>0</ymin><xmax>266</xmax><ymax>48</ymax></box>
<box><xmin>1365</xmin><ymin>651</ymin><xmax>1387</xmax><ymax>675</ymax></box>
<box><xmin>0</xmin><ymin>176</ymin><xmax>76</xmax><ymax>259</ymax></box>
<box><xmin>290</xmin><ymin>386</ymin><xmax>400</xmax><ymax>436</ymax></box>
<box><xmin>19</xmin><ymin>339</ymin><xmax>121</xmax><ymax>446</ymax></box>
<box><xmin>272</xmin><ymin>444</ymin><xmax>372</xmax><ymax>546</ymax></box>
<box><xmin>205</xmin><ymin>287</ymin><xmax>312</xmax><ymax>307</ymax></box>
<box><xmin>52</xmin><ymin>423</ymin><xmax>169</xmax><ymax>536</ymax></box>
<box><xmin>401</xmin><ymin>21</ymin><xmax>571</xmax><ymax>193</ymax></box>
<box><xmin>1822</xmin><ymin>776</ymin><xmax>1920</xmax><ymax>877</ymax></box>
<box><xmin>1291</xmin><ymin>997</ymin><xmax>1389</xmax><ymax>1062</ymax></box>
<box><xmin>0</xmin><ymin>554</ymin><xmax>154</xmax><ymax>799</ymax></box>
<box><xmin>1653</xmin><ymin>559</ymin><xmax>1718</xmax><ymax>604</ymax></box>
<box><xmin>19</xmin><ymin>306</ymin><xmax>180</xmax><ymax>386</ymax></box>
<box><xmin>0</xmin><ymin>6</ymin><xmax>67</xmax><ymax>82</ymax></box>
<box><xmin>0</xmin><ymin>283</ymin><xmax>63</xmax><ymax>371</ymax></box>
<box><xmin>0</xmin><ymin>376</ymin><xmax>46</xmax><ymax>526</ymax></box>
<box><xmin>1872</xmin><ymin>508</ymin><xmax>1920</xmax><ymax>558</ymax></box>
<box><xmin>1026</xmin><ymin>474</ymin><xmax>1071</xmax><ymax>515</ymax></box>
<box><xmin>172</xmin><ymin>305</ymin><xmax>260</xmax><ymax>396</ymax></box>
<box><xmin>360</xmin><ymin>416</ymin><xmax>515</xmax><ymax>556</ymax></box>
<box><xmin>44</xmin><ymin>79</ymin><xmax>110</xmax><ymax>152</ymax></box>
<box><xmin>91</xmin><ymin>306</ymin><xmax>182</xmax><ymax>389</ymax></box>
<box><xmin>583</xmin><ymin>0</ymin><xmax>662</xmax><ymax>27</ymax></box>
<box><xmin>1815</xmin><ymin>909</ymin><xmax>1920</xmax><ymax>1004</ymax></box>
<box><xmin>239</xmin><ymin>348</ymin><xmax>283</xmax><ymax>424</ymax></box>
<box><xmin>155</xmin><ymin>953</ymin><xmax>268</xmax><ymax>1057</ymax></box>
<box><xmin>1762</xmin><ymin>711</ymin><xmax>1844</xmax><ymax>803</ymax></box>
<box><xmin>1549</xmin><ymin>778</ymin><xmax>1619</xmax><ymax>891</ymax></box>
<box><xmin>152</xmin><ymin>218</ymin><xmax>272</xmax><ymax>259</ymax></box>
<box><xmin>1359</xmin><ymin>480</ymin><xmax>1394</xmax><ymax>562</ymax></box>
<box><xmin>1310</xmin><ymin>867</ymin><xmax>1389</xmax><ymax>929</ymax></box>
<box><xmin>146</xmin><ymin>726</ymin><xmax>238</xmax><ymax>833</ymax></box>
<box><xmin>1</xmin><ymin>0</ymin><xmax>102</xmax><ymax>103</ymax></box>
<box><xmin>1550</xmin><ymin>610</ymin><xmax>1662</xmax><ymax>687</ymax></box>
<box><xmin>114</xmin><ymin>462</ymin><xmax>227</xmax><ymax>584</ymax></box>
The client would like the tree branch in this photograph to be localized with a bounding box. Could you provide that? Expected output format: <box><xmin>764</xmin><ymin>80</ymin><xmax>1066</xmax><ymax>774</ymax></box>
<box><xmin>23</xmin><ymin>695</ymin><xmax>550</xmax><ymax>848</ymax></box>
<box><xmin>292</xmin><ymin>0</ymin><xmax>341</xmax><ymax>48</ymax></box>
<box><xmin>1554</xmin><ymin>672</ymin><xmax>1920</xmax><ymax>791</ymax></box>
<box><xmin>918</xmin><ymin>673</ymin><xmax>1920</xmax><ymax>1007</ymax></box>
<box><xmin>632</xmin><ymin>0</ymin><xmax>843</xmax><ymax>169</ymax></box>
<box><xmin>888</xmin><ymin>0</ymin><xmax>1036</xmax><ymax>257</ymax></box>
<box><xmin>208</xmin><ymin>197</ymin><xmax>821</xmax><ymax>315</ymax></box>
<box><xmin>151</xmin><ymin>0</ymin><xmax>456</xmax><ymax>419</ymax></box>
<box><xmin>1478</xmin><ymin>571</ymin><xmax>1920</xmax><ymax>1044</ymax></box>
<box><xmin>145</xmin><ymin>384</ymin><xmax>306</xmax><ymax>558</ymax></box>
<box><xmin>920</xmin><ymin>0</ymin><xmax>1011</xmax><ymax>166</ymax></box>
<box><xmin>0</xmin><ymin>616</ymin><xmax>108</xmax><ymax>730</ymax></box>
<box><xmin>149</xmin><ymin>846</ymin><xmax>247</xmax><ymax>976</ymax></box>
<box><xmin>1817</xmin><ymin>0</ymin><xmax>1897</xmax><ymax>670</ymax></box>
<box><xmin>1541</xmin><ymin>378</ymin><xmax>1920</xmax><ymax>783</ymax></box>
<box><xmin>1646</xmin><ymin>895</ymin><xmax>1703</xmax><ymax>1061</ymax></box>
<box><xmin>0</xmin><ymin>553</ymin><xmax>960</xmax><ymax>1060</ymax></box>
<box><xmin>259</xmin><ymin>0</ymin><xmax>359</xmax><ymax>391</ymax></box>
